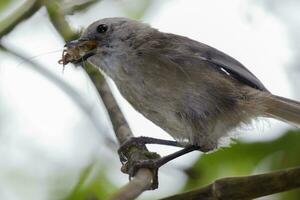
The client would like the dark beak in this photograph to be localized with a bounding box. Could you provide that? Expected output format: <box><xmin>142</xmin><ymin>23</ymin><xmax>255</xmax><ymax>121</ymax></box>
<box><xmin>64</xmin><ymin>38</ymin><xmax>91</xmax><ymax>48</ymax></box>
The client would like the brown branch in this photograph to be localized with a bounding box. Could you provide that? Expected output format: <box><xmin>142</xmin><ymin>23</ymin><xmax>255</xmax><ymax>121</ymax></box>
<box><xmin>44</xmin><ymin>2</ymin><xmax>155</xmax><ymax>199</ymax></box>
<box><xmin>161</xmin><ymin>166</ymin><xmax>300</xmax><ymax>200</ymax></box>
<box><xmin>0</xmin><ymin>0</ymin><xmax>42</xmax><ymax>39</ymax></box>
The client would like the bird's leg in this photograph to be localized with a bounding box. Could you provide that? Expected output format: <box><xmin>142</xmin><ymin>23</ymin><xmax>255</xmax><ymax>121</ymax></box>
<box><xmin>118</xmin><ymin>136</ymin><xmax>187</xmax><ymax>162</ymax></box>
<box><xmin>152</xmin><ymin>145</ymin><xmax>200</xmax><ymax>166</ymax></box>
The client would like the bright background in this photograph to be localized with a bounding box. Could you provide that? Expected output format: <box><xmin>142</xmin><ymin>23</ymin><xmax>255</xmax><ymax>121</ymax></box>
<box><xmin>1</xmin><ymin>0</ymin><xmax>300</xmax><ymax>199</ymax></box>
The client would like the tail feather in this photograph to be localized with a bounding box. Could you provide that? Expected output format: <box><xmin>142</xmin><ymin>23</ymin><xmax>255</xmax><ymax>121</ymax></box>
<box><xmin>264</xmin><ymin>95</ymin><xmax>300</xmax><ymax>128</ymax></box>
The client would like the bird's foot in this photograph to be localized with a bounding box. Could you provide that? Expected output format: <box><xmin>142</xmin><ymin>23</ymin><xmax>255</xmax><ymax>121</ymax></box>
<box><xmin>117</xmin><ymin>137</ymin><xmax>200</xmax><ymax>190</ymax></box>
<box><xmin>118</xmin><ymin>137</ymin><xmax>161</xmax><ymax>189</ymax></box>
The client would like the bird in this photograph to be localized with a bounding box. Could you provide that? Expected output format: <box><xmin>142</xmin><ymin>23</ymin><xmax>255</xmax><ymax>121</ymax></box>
<box><xmin>60</xmin><ymin>17</ymin><xmax>300</xmax><ymax>187</ymax></box>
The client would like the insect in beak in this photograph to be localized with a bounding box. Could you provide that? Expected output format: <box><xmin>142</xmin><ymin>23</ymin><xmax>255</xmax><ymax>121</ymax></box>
<box><xmin>58</xmin><ymin>39</ymin><xmax>98</xmax><ymax>66</ymax></box>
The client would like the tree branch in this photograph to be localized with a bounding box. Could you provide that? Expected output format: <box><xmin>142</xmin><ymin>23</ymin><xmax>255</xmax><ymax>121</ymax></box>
<box><xmin>161</xmin><ymin>166</ymin><xmax>300</xmax><ymax>200</ymax></box>
<box><xmin>0</xmin><ymin>0</ymin><xmax>42</xmax><ymax>39</ymax></box>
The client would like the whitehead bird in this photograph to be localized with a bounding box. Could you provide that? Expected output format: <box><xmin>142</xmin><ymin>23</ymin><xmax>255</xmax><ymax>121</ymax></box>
<box><xmin>60</xmin><ymin>17</ymin><xmax>300</xmax><ymax>187</ymax></box>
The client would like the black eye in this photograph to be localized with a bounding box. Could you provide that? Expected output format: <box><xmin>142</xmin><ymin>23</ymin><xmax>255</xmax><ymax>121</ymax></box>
<box><xmin>96</xmin><ymin>24</ymin><xmax>108</xmax><ymax>33</ymax></box>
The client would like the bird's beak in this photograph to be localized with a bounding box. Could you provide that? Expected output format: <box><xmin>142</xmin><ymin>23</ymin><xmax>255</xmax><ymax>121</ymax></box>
<box><xmin>58</xmin><ymin>39</ymin><xmax>98</xmax><ymax>65</ymax></box>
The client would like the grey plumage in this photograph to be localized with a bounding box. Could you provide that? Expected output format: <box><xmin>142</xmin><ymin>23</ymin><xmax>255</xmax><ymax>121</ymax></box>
<box><xmin>76</xmin><ymin>17</ymin><xmax>299</xmax><ymax>151</ymax></box>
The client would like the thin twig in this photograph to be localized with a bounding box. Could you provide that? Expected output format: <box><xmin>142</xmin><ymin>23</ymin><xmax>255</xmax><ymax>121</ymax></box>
<box><xmin>161</xmin><ymin>166</ymin><xmax>300</xmax><ymax>200</ymax></box>
<box><xmin>0</xmin><ymin>0</ymin><xmax>41</xmax><ymax>39</ymax></box>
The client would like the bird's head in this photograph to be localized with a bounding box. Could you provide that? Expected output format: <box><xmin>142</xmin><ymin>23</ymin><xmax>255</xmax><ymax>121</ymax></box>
<box><xmin>58</xmin><ymin>17</ymin><xmax>154</xmax><ymax>66</ymax></box>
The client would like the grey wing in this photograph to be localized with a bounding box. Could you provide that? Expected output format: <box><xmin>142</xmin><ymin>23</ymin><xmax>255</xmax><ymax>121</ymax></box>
<box><xmin>173</xmin><ymin>34</ymin><xmax>269</xmax><ymax>92</ymax></box>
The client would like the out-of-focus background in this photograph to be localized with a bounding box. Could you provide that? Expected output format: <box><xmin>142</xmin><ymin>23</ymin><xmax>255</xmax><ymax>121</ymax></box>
<box><xmin>0</xmin><ymin>0</ymin><xmax>300</xmax><ymax>199</ymax></box>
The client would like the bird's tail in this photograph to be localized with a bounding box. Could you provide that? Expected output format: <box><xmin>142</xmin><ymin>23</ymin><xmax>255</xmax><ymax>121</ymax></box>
<box><xmin>264</xmin><ymin>94</ymin><xmax>300</xmax><ymax>128</ymax></box>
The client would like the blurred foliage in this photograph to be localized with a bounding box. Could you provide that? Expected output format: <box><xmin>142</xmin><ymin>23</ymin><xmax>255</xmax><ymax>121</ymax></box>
<box><xmin>0</xmin><ymin>0</ymin><xmax>11</xmax><ymax>12</ymax></box>
<box><xmin>65</xmin><ymin>164</ymin><xmax>116</xmax><ymax>200</ymax></box>
<box><xmin>184</xmin><ymin>130</ymin><xmax>300</xmax><ymax>200</ymax></box>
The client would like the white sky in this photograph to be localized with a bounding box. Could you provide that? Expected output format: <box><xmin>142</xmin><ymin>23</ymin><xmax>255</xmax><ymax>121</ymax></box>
<box><xmin>0</xmin><ymin>0</ymin><xmax>299</xmax><ymax>199</ymax></box>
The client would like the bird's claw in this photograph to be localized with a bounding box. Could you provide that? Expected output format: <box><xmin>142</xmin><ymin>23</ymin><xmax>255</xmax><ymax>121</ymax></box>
<box><xmin>118</xmin><ymin>137</ymin><xmax>161</xmax><ymax>189</ymax></box>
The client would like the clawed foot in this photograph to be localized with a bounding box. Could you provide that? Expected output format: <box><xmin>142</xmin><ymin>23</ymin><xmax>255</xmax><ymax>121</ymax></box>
<box><xmin>117</xmin><ymin>137</ymin><xmax>201</xmax><ymax>190</ymax></box>
<box><xmin>118</xmin><ymin>137</ymin><xmax>161</xmax><ymax>189</ymax></box>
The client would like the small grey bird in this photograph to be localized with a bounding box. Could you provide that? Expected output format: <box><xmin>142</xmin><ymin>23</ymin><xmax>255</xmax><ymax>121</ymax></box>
<box><xmin>60</xmin><ymin>17</ymin><xmax>300</xmax><ymax>185</ymax></box>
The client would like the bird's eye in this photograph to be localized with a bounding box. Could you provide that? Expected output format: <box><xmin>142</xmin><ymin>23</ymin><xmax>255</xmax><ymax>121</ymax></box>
<box><xmin>96</xmin><ymin>24</ymin><xmax>108</xmax><ymax>33</ymax></box>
